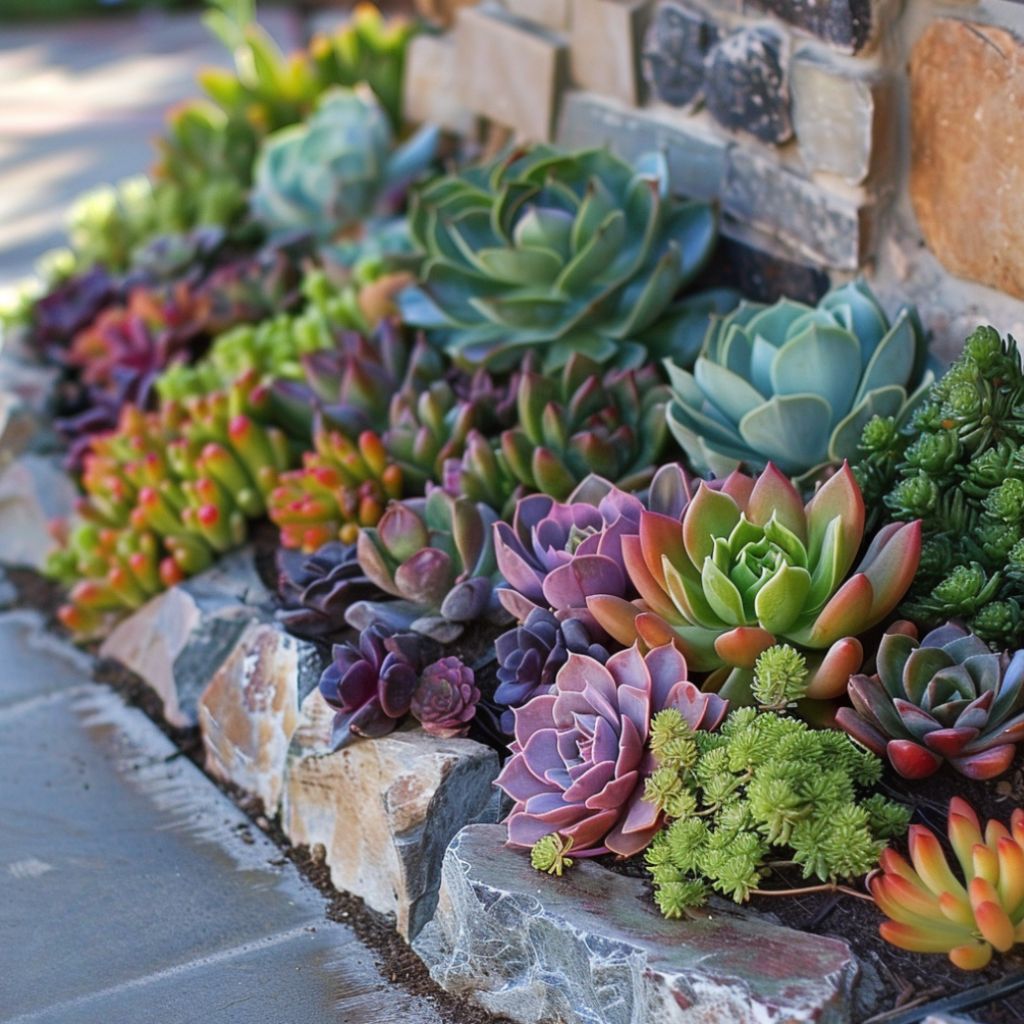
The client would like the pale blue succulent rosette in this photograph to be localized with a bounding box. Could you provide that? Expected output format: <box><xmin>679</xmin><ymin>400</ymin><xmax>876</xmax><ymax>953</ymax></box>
<box><xmin>665</xmin><ymin>279</ymin><xmax>938</xmax><ymax>484</ymax></box>
<box><xmin>250</xmin><ymin>84</ymin><xmax>440</xmax><ymax>244</ymax></box>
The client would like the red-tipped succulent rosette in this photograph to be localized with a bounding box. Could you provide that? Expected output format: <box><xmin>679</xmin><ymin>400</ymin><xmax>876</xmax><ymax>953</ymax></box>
<box><xmin>496</xmin><ymin>643</ymin><xmax>727</xmax><ymax>859</ymax></box>
<box><xmin>837</xmin><ymin>622</ymin><xmax>1024</xmax><ymax>780</ymax></box>
<box><xmin>870</xmin><ymin>797</ymin><xmax>1024</xmax><ymax>970</ymax></box>
<box><xmin>587</xmin><ymin>462</ymin><xmax>921</xmax><ymax>704</ymax></box>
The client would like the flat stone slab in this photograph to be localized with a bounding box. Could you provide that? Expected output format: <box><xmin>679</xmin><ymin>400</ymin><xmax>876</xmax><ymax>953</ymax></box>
<box><xmin>415</xmin><ymin>824</ymin><xmax>865</xmax><ymax>1024</ymax></box>
<box><xmin>0</xmin><ymin>610</ymin><xmax>443</xmax><ymax>1023</ymax></box>
<box><xmin>0</xmin><ymin>608</ymin><xmax>94</xmax><ymax>708</ymax></box>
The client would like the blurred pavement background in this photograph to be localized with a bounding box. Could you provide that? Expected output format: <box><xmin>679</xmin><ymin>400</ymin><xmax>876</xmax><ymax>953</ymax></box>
<box><xmin>0</xmin><ymin>8</ymin><xmax>303</xmax><ymax>286</ymax></box>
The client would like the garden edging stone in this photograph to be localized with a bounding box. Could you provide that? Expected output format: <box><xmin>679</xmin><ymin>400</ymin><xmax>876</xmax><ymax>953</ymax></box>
<box><xmin>197</xmin><ymin>619</ymin><xmax>323</xmax><ymax>813</ymax></box>
<box><xmin>99</xmin><ymin>547</ymin><xmax>275</xmax><ymax>728</ymax></box>
<box><xmin>414</xmin><ymin>823</ymin><xmax>873</xmax><ymax>1024</ymax></box>
<box><xmin>282</xmin><ymin>688</ymin><xmax>502</xmax><ymax>940</ymax></box>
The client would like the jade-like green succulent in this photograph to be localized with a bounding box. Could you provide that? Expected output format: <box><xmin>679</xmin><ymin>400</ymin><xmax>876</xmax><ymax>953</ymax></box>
<box><xmin>666</xmin><ymin>280</ymin><xmax>932</xmax><ymax>483</ymax></box>
<box><xmin>398</xmin><ymin>145</ymin><xmax>721</xmax><ymax>373</ymax></box>
<box><xmin>250</xmin><ymin>86</ymin><xmax>438</xmax><ymax>241</ymax></box>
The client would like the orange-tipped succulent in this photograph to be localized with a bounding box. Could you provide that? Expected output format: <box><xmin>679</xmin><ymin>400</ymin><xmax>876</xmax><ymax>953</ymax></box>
<box><xmin>268</xmin><ymin>424</ymin><xmax>403</xmax><ymax>552</ymax></box>
<box><xmin>587</xmin><ymin>461</ymin><xmax>921</xmax><ymax>703</ymax></box>
<box><xmin>871</xmin><ymin>797</ymin><xmax>1024</xmax><ymax>970</ymax></box>
<box><xmin>48</xmin><ymin>372</ymin><xmax>294</xmax><ymax>637</ymax></box>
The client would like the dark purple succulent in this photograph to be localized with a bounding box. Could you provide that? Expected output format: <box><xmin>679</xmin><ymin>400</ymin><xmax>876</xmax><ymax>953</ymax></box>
<box><xmin>32</xmin><ymin>266</ymin><xmax>117</xmax><ymax>361</ymax></box>
<box><xmin>411</xmin><ymin>656</ymin><xmax>481</xmax><ymax>738</ymax></box>
<box><xmin>494</xmin><ymin>608</ymin><xmax>610</xmax><ymax>733</ymax></box>
<box><xmin>275</xmin><ymin>541</ymin><xmax>383</xmax><ymax>641</ymax></box>
<box><xmin>493</xmin><ymin>464</ymin><xmax>700</xmax><ymax>626</ymax></box>
<box><xmin>318</xmin><ymin>623</ymin><xmax>425</xmax><ymax>748</ymax></box>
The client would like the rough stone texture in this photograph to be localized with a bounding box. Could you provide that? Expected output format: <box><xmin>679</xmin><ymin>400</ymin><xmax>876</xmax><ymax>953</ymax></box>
<box><xmin>642</xmin><ymin>0</ymin><xmax>718</xmax><ymax>109</ymax></box>
<box><xmin>910</xmin><ymin>20</ymin><xmax>1024</xmax><ymax>301</ymax></box>
<box><xmin>0</xmin><ymin>392</ymin><xmax>41</xmax><ymax>465</ymax></box>
<box><xmin>724</xmin><ymin>146</ymin><xmax>867</xmax><ymax>270</ymax></box>
<box><xmin>0</xmin><ymin>453</ymin><xmax>78</xmax><ymax>570</ymax></box>
<box><xmin>791</xmin><ymin>49</ymin><xmax>889</xmax><ymax>185</ymax></box>
<box><xmin>403</xmin><ymin>33</ymin><xmax>476</xmax><ymax>135</ymax></box>
<box><xmin>415</xmin><ymin>824</ymin><xmax>866</xmax><ymax>1024</ymax></box>
<box><xmin>504</xmin><ymin>0</ymin><xmax>570</xmax><ymax>31</ymax></box>
<box><xmin>557</xmin><ymin>90</ymin><xmax>726</xmax><ymax>201</ymax></box>
<box><xmin>282</xmin><ymin>691</ymin><xmax>501</xmax><ymax>940</ymax></box>
<box><xmin>569</xmin><ymin>0</ymin><xmax>649</xmax><ymax>105</ymax></box>
<box><xmin>704</xmin><ymin>27</ymin><xmax>791</xmax><ymax>144</ymax></box>
<box><xmin>99</xmin><ymin>547</ymin><xmax>273</xmax><ymax>728</ymax></box>
<box><xmin>198</xmin><ymin>621</ymin><xmax>323</xmax><ymax>814</ymax></box>
<box><xmin>455</xmin><ymin>3</ymin><xmax>569</xmax><ymax>142</ymax></box>
<box><xmin>748</xmin><ymin>0</ymin><xmax>875</xmax><ymax>54</ymax></box>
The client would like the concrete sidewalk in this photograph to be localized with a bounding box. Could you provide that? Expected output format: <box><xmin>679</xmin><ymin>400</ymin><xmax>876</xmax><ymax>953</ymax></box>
<box><xmin>0</xmin><ymin>7</ymin><xmax>303</xmax><ymax>286</ymax></box>
<box><xmin>0</xmin><ymin>609</ymin><xmax>444</xmax><ymax>1024</ymax></box>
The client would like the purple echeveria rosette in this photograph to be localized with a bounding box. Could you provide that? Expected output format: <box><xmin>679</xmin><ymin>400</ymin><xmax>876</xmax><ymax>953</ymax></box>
<box><xmin>494</xmin><ymin>608</ymin><xmax>610</xmax><ymax>733</ymax></box>
<box><xmin>495</xmin><ymin>643</ymin><xmax>728</xmax><ymax>858</ymax></box>
<box><xmin>493</xmin><ymin>467</ymin><xmax>702</xmax><ymax>629</ymax></box>
<box><xmin>318</xmin><ymin>622</ymin><xmax>424</xmax><ymax>749</ymax></box>
<box><xmin>411</xmin><ymin>656</ymin><xmax>481</xmax><ymax>738</ymax></box>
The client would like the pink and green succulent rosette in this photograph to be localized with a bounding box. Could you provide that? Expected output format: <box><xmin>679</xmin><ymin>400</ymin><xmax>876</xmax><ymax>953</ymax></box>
<box><xmin>588</xmin><ymin>462</ymin><xmax>921</xmax><ymax>703</ymax></box>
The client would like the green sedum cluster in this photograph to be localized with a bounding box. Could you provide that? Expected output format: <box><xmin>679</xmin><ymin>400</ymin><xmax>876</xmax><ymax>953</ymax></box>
<box><xmin>855</xmin><ymin>326</ymin><xmax>1024</xmax><ymax>646</ymax></box>
<box><xmin>644</xmin><ymin>707</ymin><xmax>909</xmax><ymax>915</ymax></box>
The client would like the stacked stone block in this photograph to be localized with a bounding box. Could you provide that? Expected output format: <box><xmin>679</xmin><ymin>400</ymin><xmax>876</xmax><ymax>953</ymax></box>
<box><xmin>406</xmin><ymin>0</ymin><xmax>1024</xmax><ymax>357</ymax></box>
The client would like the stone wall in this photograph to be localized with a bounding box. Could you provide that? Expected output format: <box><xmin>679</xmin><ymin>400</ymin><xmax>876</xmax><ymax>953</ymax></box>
<box><xmin>406</xmin><ymin>0</ymin><xmax>1024</xmax><ymax>362</ymax></box>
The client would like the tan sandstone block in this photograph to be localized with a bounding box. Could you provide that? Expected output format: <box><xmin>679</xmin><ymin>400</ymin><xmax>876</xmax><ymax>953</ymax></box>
<box><xmin>910</xmin><ymin>20</ymin><xmax>1024</xmax><ymax>299</ymax></box>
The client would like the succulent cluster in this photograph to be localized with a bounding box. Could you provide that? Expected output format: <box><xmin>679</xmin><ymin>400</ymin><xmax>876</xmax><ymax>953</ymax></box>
<box><xmin>350</xmin><ymin>488</ymin><xmax>508</xmax><ymax>642</ymax></box>
<box><xmin>837</xmin><ymin>623</ymin><xmax>1024</xmax><ymax>780</ymax></box>
<box><xmin>666</xmin><ymin>281</ymin><xmax>931</xmax><ymax>484</ymax></box>
<box><xmin>588</xmin><ymin>462</ymin><xmax>921</xmax><ymax>703</ymax></box>
<box><xmin>319</xmin><ymin>623</ymin><xmax>425</xmax><ymax>748</ymax></box>
<box><xmin>494</xmin><ymin>608</ymin><xmax>610</xmax><ymax>733</ymax></box>
<box><xmin>498</xmin><ymin>643</ymin><xmax>728</xmax><ymax>859</ymax></box>
<box><xmin>645</xmin><ymin>706</ymin><xmax>910</xmax><ymax>913</ymax></box>
<box><xmin>492</xmin><ymin>466</ymin><xmax>696</xmax><ymax>626</ymax></box>
<box><xmin>871</xmin><ymin>798</ymin><xmax>1024</xmax><ymax>970</ymax></box>
<box><xmin>153</xmin><ymin>0</ymin><xmax>415</xmax><ymax>233</ymax></box>
<box><xmin>399</xmin><ymin>146</ymin><xmax>721</xmax><ymax>373</ymax></box>
<box><xmin>48</xmin><ymin>374</ymin><xmax>294</xmax><ymax>635</ymax></box>
<box><xmin>251</xmin><ymin>86</ymin><xmax>438</xmax><ymax>243</ymax></box>
<box><xmin>855</xmin><ymin>326</ymin><xmax>1024</xmax><ymax>646</ymax></box>
<box><xmin>275</xmin><ymin>540</ymin><xmax>381</xmax><ymax>641</ymax></box>
<box><xmin>497</xmin><ymin>355</ymin><xmax>671</xmax><ymax>500</ymax></box>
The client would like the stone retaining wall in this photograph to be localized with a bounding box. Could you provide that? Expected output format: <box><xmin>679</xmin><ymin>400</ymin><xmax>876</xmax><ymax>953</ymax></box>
<box><xmin>407</xmin><ymin>0</ymin><xmax>1024</xmax><ymax>362</ymax></box>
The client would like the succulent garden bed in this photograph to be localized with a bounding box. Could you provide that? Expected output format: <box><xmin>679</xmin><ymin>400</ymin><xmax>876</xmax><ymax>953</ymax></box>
<box><xmin>6</xmin><ymin>1</ymin><xmax>1024</xmax><ymax>1022</ymax></box>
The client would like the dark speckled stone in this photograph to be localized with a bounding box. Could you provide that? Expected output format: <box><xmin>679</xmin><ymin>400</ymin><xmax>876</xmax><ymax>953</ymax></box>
<box><xmin>749</xmin><ymin>0</ymin><xmax>874</xmax><ymax>54</ymax></box>
<box><xmin>705</xmin><ymin>27</ymin><xmax>792</xmax><ymax>144</ymax></box>
<box><xmin>642</xmin><ymin>0</ymin><xmax>718</xmax><ymax>109</ymax></box>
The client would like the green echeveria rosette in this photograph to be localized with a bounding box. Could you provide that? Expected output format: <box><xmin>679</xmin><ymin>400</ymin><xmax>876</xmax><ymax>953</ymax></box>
<box><xmin>250</xmin><ymin>85</ymin><xmax>438</xmax><ymax>243</ymax></box>
<box><xmin>397</xmin><ymin>145</ymin><xmax>726</xmax><ymax>374</ymax></box>
<box><xmin>666</xmin><ymin>280</ymin><xmax>933</xmax><ymax>485</ymax></box>
<box><xmin>587</xmin><ymin>462</ymin><xmax>922</xmax><ymax>705</ymax></box>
